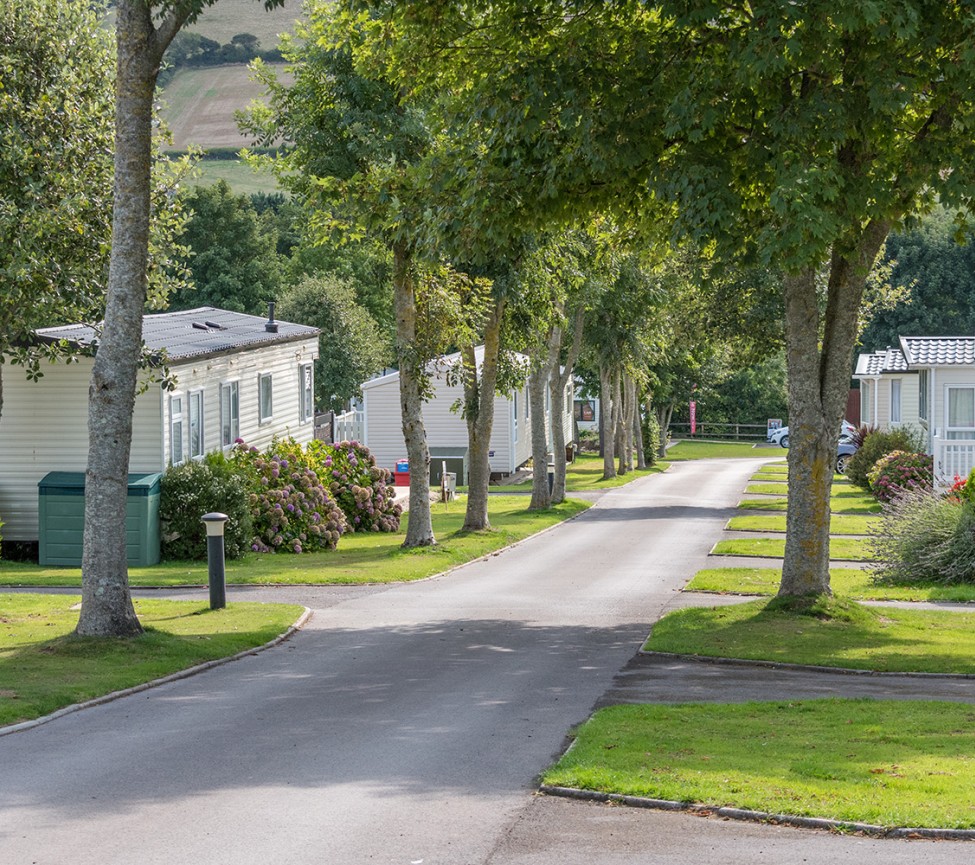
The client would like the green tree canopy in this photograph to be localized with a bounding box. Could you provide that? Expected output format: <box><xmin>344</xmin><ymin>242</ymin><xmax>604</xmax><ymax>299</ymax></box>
<box><xmin>0</xmin><ymin>0</ymin><xmax>115</xmax><ymax>410</ymax></box>
<box><xmin>169</xmin><ymin>180</ymin><xmax>282</xmax><ymax>315</ymax></box>
<box><xmin>276</xmin><ymin>273</ymin><xmax>390</xmax><ymax>412</ymax></box>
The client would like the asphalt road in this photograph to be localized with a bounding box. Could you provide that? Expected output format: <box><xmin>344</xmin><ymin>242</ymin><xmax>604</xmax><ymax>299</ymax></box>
<box><xmin>2</xmin><ymin>457</ymin><xmax>973</xmax><ymax>864</ymax></box>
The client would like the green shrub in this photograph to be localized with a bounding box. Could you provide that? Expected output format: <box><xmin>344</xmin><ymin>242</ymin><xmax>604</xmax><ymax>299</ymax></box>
<box><xmin>867</xmin><ymin>450</ymin><xmax>934</xmax><ymax>503</ymax></box>
<box><xmin>577</xmin><ymin>429</ymin><xmax>599</xmax><ymax>452</ymax></box>
<box><xmin>160</xmin><ymin>454</ymin><xmax>253</xmax><ymax>560</ymax></box>
<box><xmin>869</xmin><ymin>489</ymin><xmax>975</xmax><ymax>585</ymax></box>
<box><xmin>232</xmin><ymin>440</ymin><xmax>347</xmax><ymax>554</ymax></box>
<box><xmin>846</xmin><ymin>427</ymin><xmax>924</xmax><ymax>489</ymax></box>
<box><xmin>307</xmin><ymin>439</ymin><xmax>401</xmax><ymax>533</ymax></box>
<box><xmin>642</xmin><ymin>412</ymin><xmax>660</xmax><ymax>467</ymax></box>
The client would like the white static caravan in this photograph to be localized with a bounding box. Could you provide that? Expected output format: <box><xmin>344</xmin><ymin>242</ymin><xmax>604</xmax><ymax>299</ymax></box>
<box><xmin>360</xmin><ymin>347</ymin><xmax>575</xmax><ymax>482</ymax></box>
<box><xmin>0</xmin><ymin>307</ymin><xmax>318</xmax><ymax>542</ymax></box>
<box><xmin>899</xmin><ymin>335</ymin><xmax>975</xmax><ymax>485</ymax></box>
<box><xmin>853</xmin><ymin>347</ymin><xmax>920</xmax><ymax>430</ymax></box>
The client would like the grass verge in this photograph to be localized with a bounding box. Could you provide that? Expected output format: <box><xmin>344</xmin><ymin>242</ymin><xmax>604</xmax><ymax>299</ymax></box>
<box><xmin>481</xmin><ymin>453</ymin><xmax>666</xmax><ymax>493</ymax></box>
<box><xmin>686</xmin><ymin>567</ymin><xmax>975</xmax><ymax>603</ymax></box>
<box><xmin>738</xmin><ymin>497</ymin><xmax>881</xmax><ymax>515</ymax></box>
<box><xmin>0</xmin><ymin>496</ymin><xmax>589</xmax><ymax>588</ymax></box>
<box><xmin>713</xmin><ymin>537</ymin><xmax>874</xmax><ymax>561</ymax></box>
<box><xmin>664</xmin><ymin>440</ymin><xmax>770</xmax><ymax>460</ymax></box>
<box><xmin>543</xmin><ymin>699</ymin><xmax>975</xmax><ymax>829</ymax></box>
<box><xmin>645</xmin><ymin>595</ymin><xmax>975</xmax><ymax>673</ymax></box>
<box><xmin>727</xmin><ymin>514</ymin><xmax>879</xmax><ymax>535</ymax></box>
<box><xmin>0</xmin><ymin>594</ymin><xmax>304</xmax><ymax>727</ymax></box>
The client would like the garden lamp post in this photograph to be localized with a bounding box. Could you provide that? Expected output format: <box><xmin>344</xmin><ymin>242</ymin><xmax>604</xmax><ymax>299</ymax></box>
<box><xmin>201</xmin><ymin>512</ymin><xmax>229</xmax><ymax>610</ymax></box>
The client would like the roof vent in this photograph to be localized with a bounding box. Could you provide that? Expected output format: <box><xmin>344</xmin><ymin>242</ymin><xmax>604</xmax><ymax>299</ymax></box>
<box><xmin>204</xmin><ymin>320</ymin><xmax>226</xmax><ymax>330</ymax></box>
<box><xmin>192</xmin><ymin>321</ymin><xmax>210</xmax><ymax>331</ymax></box>
<box><xmin>265</xmin><ymin>301</ymin><xmax>278</xmax><ymax>334</ymax></box>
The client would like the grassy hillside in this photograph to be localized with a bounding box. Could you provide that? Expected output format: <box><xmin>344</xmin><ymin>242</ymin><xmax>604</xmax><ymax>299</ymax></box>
<box><xmin>191</xmin><ymin>158</ymin><xmax>280</xmax><ymax>195</ymax></box>
<box><xmin>161</xmin><ymin>64</ymin><xmax>280</xmax><ymax>150</ymax></box>
<box><xmin>185</xmin><ymin>0</ymin><xmax>301</xmax><ymax>47</ymax></box>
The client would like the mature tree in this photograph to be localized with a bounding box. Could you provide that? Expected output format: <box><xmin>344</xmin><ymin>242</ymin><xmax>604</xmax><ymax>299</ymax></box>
<box><xmin>369</xmin><ymin>0</ymin><xmax>975</xmax><ymax>598</ymax></box>
<box><xmin>0</xmin><ymin>0</ymin><xmax>114</xmax><ymax>420</ymax></box>
<box><xmin>79</xmin><ymin>0</ymin><xmax>282</xmax><ymax>638</ymax></box>
<box><xmin>860</xmin><ymin>208</ymin><xmax>975</xmax><ymax>350</ymax></box>
<box><xmin>242</xmin><ymin>1</ymin><xmax>442</xmax><ymax>546</ymax></box>
<box><xmin>276</xmin><ymin>273</ymin><xmax>390</xmax><ymax>411</ymax></box>
<box><xmin>168</xmin><ymin>180</ymin><xmax>282</xmax><ymax>315</ymax></box>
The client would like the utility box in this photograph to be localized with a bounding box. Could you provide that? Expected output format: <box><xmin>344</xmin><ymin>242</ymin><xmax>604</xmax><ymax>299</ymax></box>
<box><xmin>38</xmin><ymin>472</ymin><xmax>162</xmax><ymax>567</ymax></box>
<box><xmin>393</xmin><ymin>459</ymin><xmax>410</xmax><ymax>486</ymax></box>
<box><xmin>429</xmin><ymin>448</ymin><xmax>468</xmax><ymax>487</ymax></box>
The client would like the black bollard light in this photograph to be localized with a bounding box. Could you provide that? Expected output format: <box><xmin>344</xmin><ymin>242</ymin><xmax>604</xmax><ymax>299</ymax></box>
<box><xmin>201</xmin><ymin>512</ymin><xmax>229</xmax><ymax>610</ymax></box>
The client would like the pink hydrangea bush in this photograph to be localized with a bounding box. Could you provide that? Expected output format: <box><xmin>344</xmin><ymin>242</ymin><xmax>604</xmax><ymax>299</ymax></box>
<box><xmin>867</xmin><ymin>450</ymin><xmax>934</xmax><ymax>503</ymax></box>
<box><xmin>232</xmin><ymin>441</ymin><xmax>346</xmax><ymax>554</ymax></box>
<box><xmin>307</xmin><ymin>439</ymin><xmax>402</xmax><ymax>533</ymax></box>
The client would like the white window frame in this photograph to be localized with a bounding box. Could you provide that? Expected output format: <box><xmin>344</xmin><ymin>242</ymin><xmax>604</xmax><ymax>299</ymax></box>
<box><xmin>299</xmin><ymin>363</ymin><xmax>314</xmax><ymax>424</ymax></box>
<box><xmin>170</xmin><ymin>393</ymin><xmax>185</xmax><ymax>466</ymax></box>
<box><xmin>918</xmin><ymin>370</ymin><xmax>929</xmax><ymax>422</ymax></box>
<box><xmin>220</xmin><ymin>380</ymin><xmax>239</xmax><ymax>448</ymax></box>
<box><xmin>258</xmin><ymin>372</ymin><xmax>273</xmax><ymax>424</ymax></box>
<box><xmin>890</xmin><ymin>379</ymin><xmax>902</xmax><ymax>424</ymax></box>
<box><xmin>945</xmin><ymin>384</ymin><xmax>975</xmax><ymax>440</ymax></box>
<box><xmin>188</xmin><ymin>389</ymin><xmax>204</xmax><ymax>459</ymax></box>
<box><xmin>860</xmin><ymin>381</ymin><xmax>872</xmax><ymax>424</ymax></box>
<box><xmin>513</xmin><ymin>391</ymin><xmax>519</xmax><ymax>443</ymax></box>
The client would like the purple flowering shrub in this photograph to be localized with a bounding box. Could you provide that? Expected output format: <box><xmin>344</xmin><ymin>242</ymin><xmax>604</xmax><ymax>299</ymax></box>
<box><xmin>232</xmin><ymin>440</ymin><xmax>346</xmax><ymax>554</ymax></box>
<box><xmin>307</xmin><ymin>439</ymin><xmax>402</xmax><ymax>533</ymax></box>
<box><xmin>867</xmin><ymin>450</ymin><xmax>934</xmax><ymax>503</ymax></box>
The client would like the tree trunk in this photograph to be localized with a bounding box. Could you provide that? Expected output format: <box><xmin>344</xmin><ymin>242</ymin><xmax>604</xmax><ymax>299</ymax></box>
<box><xmin>656</xmin><ymin>403</ymin><xmax>673</xmax><ymax>458</ymax></box>
<box><xmin>393</xmin><ymin>243</ymin><xmax>435</xmax><ymax>547</ymax></box>
<box><xmin>633</xmin><ymin>382</ymin><xmax>646</xmax><ymax>470</ymax></box>
<box><xmin>779</xmin><ymin>225</ymin><xmax>889</xmax><ymax>597</ymax></box>
<box><xmin>615</xmin><ymin>370</ymin><xmax>627</xmax><ymax>476</ymax></box>
<box><xmin>549</xmin><ymin>305</ymin><xmax>585</xmax><ymax>504</ymax></box>
<box><xmin>77</xmin><ymin>2</ymin><xmax>162</xmax><ymax>637</ymax></box>
<box><xmin>600</xmin><ymin>363</ymin><xmax>617</xmax><ymax>479</ymax></box>
<box><xmin>527</xmin><ymin>360</ymin><xmax>551</xmax><ymax>510</ymax></box>
<box><xmin>463</xmin><ymin>298</ymin><xmax>505</xmax><ymax>530</ymax></box>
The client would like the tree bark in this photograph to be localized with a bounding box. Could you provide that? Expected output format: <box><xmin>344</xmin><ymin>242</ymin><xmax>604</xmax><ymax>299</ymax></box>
<box><xmin>547</xmin><ymin>305</ymin><xmax>584</xmax><ymax>504</ymax></box>
<box><xmin>615</xmin><ymin>370</ymin><xmax>627</xmax><ymax>476</ymax></box>
<box><xmin>462</xmin><ymin>298</ymin><xmax>505</xmax><ymax>530</ymax></box>
<box><xmin>633</xmin><ymin>381</ymin><xmax>646</xmax><ymax>470</ymax></box>
<box><xmin>600</xmin><ymin>362</ymin><xmax>617</xmax><ymax>479</ymax></box>
<box><xmin>779</xmin><ymin>224</ymin><xmax>890</xmax><ymax>598</ymax></box>
<box><xmin>527</xmin><ymin>359</ymin><xmax>551</xmax><ymax>510</ymax></box>
<box><xmin>77</xmin><ymin>1</ymin><xmax>163</xmax><ymax>637</ymax></box>
<box><xmin>656</xmin><ymin>403</ymin><xmax>673</xmax><ymax>458</ymax></box>
<box><xmin>393</xmin><ymin>243</ymin><xmax>436</xmax><ymax>547</ymax></box>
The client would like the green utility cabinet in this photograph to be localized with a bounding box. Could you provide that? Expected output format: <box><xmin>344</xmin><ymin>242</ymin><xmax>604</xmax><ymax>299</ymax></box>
<box><xmin>429</xmin><ymin>447</ymin><xmax>468</xmax><ymax>486</ymax></box>
<box><xmin>38</xmin><ymin>472</ymin><xmax>162</xmax><ymax>567</ymax></box>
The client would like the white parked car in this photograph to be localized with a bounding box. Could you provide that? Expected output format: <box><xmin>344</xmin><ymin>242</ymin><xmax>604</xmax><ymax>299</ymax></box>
<box><xmin>769</xmin><ymin>420</ymin><xmax>857</xmax><ymax>449</ymax></box>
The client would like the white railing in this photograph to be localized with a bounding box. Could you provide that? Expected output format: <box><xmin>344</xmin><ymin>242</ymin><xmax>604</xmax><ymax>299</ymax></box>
<box><xmin>933</xmin><ymin>437</ymin><xmax>975</xmax><ymax>487</ymax></box>
<box><xmin>333</xmin><ymin>409</ymin><xmax>365</xmax><ymax>444</ymax></box>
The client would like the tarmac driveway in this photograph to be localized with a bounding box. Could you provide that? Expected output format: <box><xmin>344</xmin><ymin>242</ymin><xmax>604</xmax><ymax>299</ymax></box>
<box><xmin>1</xmin><ymin>456</ymin><xmax>973</xmax><ymax>864</ymax></box>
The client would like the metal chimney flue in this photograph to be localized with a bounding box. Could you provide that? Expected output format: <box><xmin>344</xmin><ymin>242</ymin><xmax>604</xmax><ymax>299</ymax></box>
<box><xmin>265</xmin><ymin>301</ymin><xmax>278</xmax><ymax>333</ymax></box>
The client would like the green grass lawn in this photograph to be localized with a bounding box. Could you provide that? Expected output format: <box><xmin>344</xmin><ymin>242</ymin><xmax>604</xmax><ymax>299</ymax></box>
<box><xmin>0</xmin><ymin>594</ymin><xmax>304</xmax><ymax>726</ymax></box>
<box><xmin>645</xmin><ymin>595</ymin><xmax>975</xmax><ymax>673</ymax></box>
<box><xmin>713</xmin><ymin>536</ymin><xmax>874</xmax><ymax>561</ymax></box>
<box><xmin>664</xmin><ymin>440</ymin><xmax>770</xmax><ymax>460</ymax></box>
<box><xmin>727</xmin><ymin>514</ymin><xmax>879</xmax><ymax>535</ymax></box>
<box><xmin>0</xmin><ymin>496</ymin><xmax>589</xmax><ymax>588</ymax></box>
<box><xmin>481</xmin><ymin>453</ymin><xmax>666</xmax><ymax>493</ymax></box>
<box><xmin>192</xmin><ymin>158</ymin><xmax>280</xmax><ymax>195</ymax></box>
<box><xmin>686</xmin><ymin>567</ymin><xmax>975</xmax><ymax>603</ymax></box>
<box><xmin>738</xmin><ymin>496</ymin><xmax>882</xmax><ymax>515</ymax></box>
<box><xmin>543</xmin><ymin>699</ymin><xmax>975</xmax><ymax>829</ymax></box>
